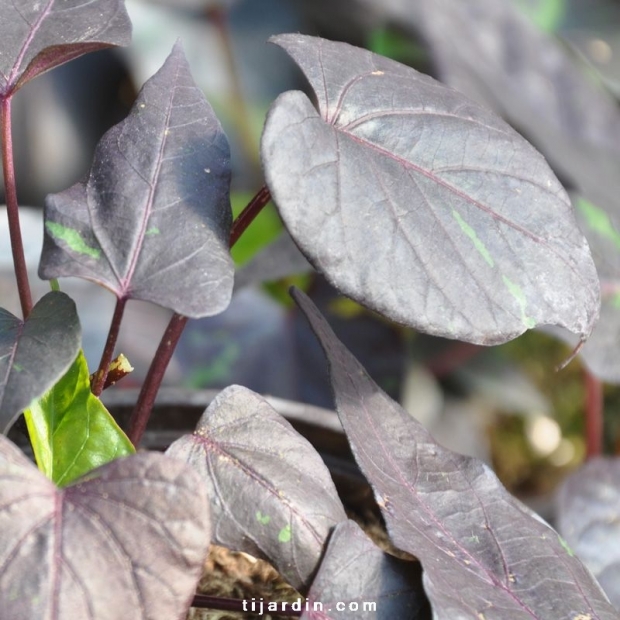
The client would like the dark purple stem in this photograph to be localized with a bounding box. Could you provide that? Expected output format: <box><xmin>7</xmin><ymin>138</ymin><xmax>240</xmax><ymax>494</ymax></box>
<box><xmin>191</xmin><ymin>594</ymin><xmax>302</xmax><ymax>616</ymax></box>
<box><xmin>230</xmin><ymin>185</ymin><xmax>271</xmax><ymax>247</ymax></box>
<box><xmin>127</xmin><ymin>313</ymin><xmax>188</xmax><ymax>446</ymax></box>
<box><xmin>1</xmin><ymin>97</ymin><xmax>32</xmax><ymax>318</ymax></box>
<box><xmin>91</xmin><ymin>298</ymin><xmax>127</xmax><ymax>396</ymax></box>
<box><xmin>127</xmin><ymin>185</ymin><xmax>273</xmax><ymax>446</ymax></box>
<box><xmin>584</xmin><ymin>368</ymin><xmax>603</xmax><ymax>459</ymax></box>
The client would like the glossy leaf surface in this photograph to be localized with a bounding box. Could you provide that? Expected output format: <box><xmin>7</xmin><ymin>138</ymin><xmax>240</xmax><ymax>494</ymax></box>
<box><xmin>0</xmin><ymin>0</ymin><xmax>131</xmax><ymax>96</ymax></box>
<box><xmin>293</xmin><ymin>288</ymin><xmax>617</xmax><ymax>619</ymax></box>
<box><xmin>0</xmin><ymin>291</ymin><xmax>80</xmax><ymax>432</ymax></box>
<box><xmin>302</xmin><ymin>520</ymin><xmax>429</xmax><ymax>619</ymax></box>
<box><xmin>0</xmin><ymin>437</ymin><xmax>210</xmax><ymax>619</ymax></box>
<box><xmin>557</xmin><ymin>458</ymin><xmax>620</xmax><ymax>609</ymax></box>
<box><xmin>24</xmin><ymin>350</ymin><xmax>135</xmax><ymax>487</ymax></box>
<box><xmin>262</xmin><ymin>34</ymin><xmax>599</xmax><ymax>345</ymax></box>
<box><xmin>166</xmin><ymin>384</ymin><xmax>346</xmax><ymax>590</ymax></box>
<box><xmin>40</xmin><ymin>43</ymin><xmax>233</xmax><ymax>318</ymax></box>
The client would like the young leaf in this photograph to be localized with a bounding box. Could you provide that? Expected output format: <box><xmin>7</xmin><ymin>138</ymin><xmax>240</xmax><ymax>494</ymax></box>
<box><xmin>0</xmin><ymin>0</ymin><xmax>131</xmax><ymax>96</ymax></box>
<box><xmin>292</xmin><ymin>288</ymin><xmax>618</xmax><ymax>620</ymax></box>
<box><xmin>23</xmin><ymin>350</ymin><xmax>135</xmax><ymax>487</ymax></box>
<box><xmin>0</xmin><ymin>291</ymin><xmax>80</xmax><ymax>433</ymax></box>
<box><xmin>262</xmin><ymin>34</ymin><xmax>599</xmax><ymax>345</ymax></box>
<box><xmin>557</xmin><ymin>458</ymin><xmax>620</xmax><ymax>609</ymax></box>
<box><xmin>302</xmin><ymin>520</ymin><xmax>429</xmax><ymax>619</ymax></box>
<box><xmin>40</xmin><ymin>43</ymin><xmax>234</xmax><ymax>319</ymax></box>
<box><xmin>0</xmin><ymin>436</ymin><xmax>210</xmax><ymax>619</ymax></box>
<box><xmin>166</xmin><ymin>384</ymin><xmax>347</xmax><ymax>591</ymax></box>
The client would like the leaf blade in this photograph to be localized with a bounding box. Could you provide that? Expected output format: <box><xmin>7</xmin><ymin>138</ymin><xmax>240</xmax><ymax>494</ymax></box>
<box><xmin>24</xmin><ymin>350</ymin><xmax>135</xmax><ymax>486</ymax></box>
<box><xmin>557</xmin><ymin>458</ymin><xmax>620</xmax><ymax>609</ymax></box>
<box><xmin>0</xmin><ymin>291</ymin><xmax>81</xmax><ymax>433</ymax></box>
<box><xmin>262</xmin><ymin>34</ymin><xmax>599</xmax><ymax>344</ymax></box>
<box><xmin>0</xmin><ymin>0</ymin><xmax>131</xmax><ymax>95</ymax></box>
<box><xmin>166</xmin><ymin>384</ymin><xmax>347</xmax><ymax>591</ymax></box>
<box><xmin>301</xmin><ymin>520</ymin><xmax>429</xmax><ymax>619</ymax></box>
<box><xmin>0</xmin><ymin>437</ymin><xmax>210</xmax><ymax>619</ymax></box>
<box><xmin>40</xmin><ymin>43</ymin><xmax>234</xmax><ymax>318</ymax></box>
<box><xmin>292</xmin><ymin>288</ymin><xmax>617</xmax><ymax>620</ymax></box>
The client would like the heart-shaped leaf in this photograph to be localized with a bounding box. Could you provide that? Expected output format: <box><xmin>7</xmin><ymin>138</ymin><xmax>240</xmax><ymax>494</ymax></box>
<box><xmin>0</xmin><ymin>0</ymin><xmax>131</xmax><ymax>96</ymax></box>
<box><xmin>40</xmin><ymin>42</ymin><xmax>233</xmax><ymax>319</ymax></box>
<box><xmin>0</xmin><ymin>291</ymin><xmax>80</xmax><ymax>433</ymax></box>
<box><xmin>0</xmin><ymin>436</ymin><xmax>210</xmax><ymax>619</ymax></box>
<box><xmin>24</xmin><ymin>350</ymin><xmax>135</xmax><ymax>486</ymax></box>
<box><xmin>166</xmin><ymin>384</ymin><xmax>347</xmax><ymax>591</ymax></box>
<box><xmin>302</xmin><ymin>520</ymin><xmax>429</xmax><ymax>619</ymax></box>
<box><xmin>262</xmin><ymin>34</ymin><xmax>599</xmax><ymax>345</ymax></box>
<box><xmin>557</xmin><ymin>458</ymin><xmax>620</xmax><ymax>609</ymax></box>
<box><xmin>292</xmin><ymin>288</ymin><xmax>617</xmax><ymax>619</ymax></box>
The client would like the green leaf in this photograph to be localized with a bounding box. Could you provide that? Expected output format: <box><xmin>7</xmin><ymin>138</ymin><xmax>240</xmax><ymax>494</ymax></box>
<box><xmin>24</xmin><ymin>350</ymin><xmax>135</xmax><ymax>486</ymax></box>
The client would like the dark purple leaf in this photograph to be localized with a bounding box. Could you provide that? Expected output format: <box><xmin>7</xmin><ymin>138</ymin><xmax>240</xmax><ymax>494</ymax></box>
<box><xmin>378</xmin><ymin>0</ymin><xmax>620</xmax><ymax>379</ymax></box>
<box><xmin>40</xmin><ymin>43</ymin><xmax>233</xmax><ymax>319</ymax></box>
<box><xmin>262</xmin><ymin>34</ymin><xmax>599</xmax><ymax>346</ymax></box>
<box><xmin>0</xmin><ymin>0</ymin><xmax>131</xmax><ymax>96</ymax></box>
<box><xmin>0</xmin><ymin>435</ymin><xmax>210</xmax><ymax>619</ymax></box>
<box><xmin>166</xmin><ymin>384</ymin><xmax>346</xmax><ymax>591</ymax></box>
<box><xmin>292</xmin><ymin>288</ymin><xmax>618</xmax><ymax>619</ymax></box>
<box><xmin>0</xmin><ymin>291</ymin><xmax>80</xmax><ymax>433</ymax></box>
<box><xmin>301</xmin><ymin>520</ymin><xmax>429</xmax><ymax>620</ymax></box>
<box><xmin>557</xmin><ymin>458</ymin><xmax>620</xmax><ymax>609</ymax></box>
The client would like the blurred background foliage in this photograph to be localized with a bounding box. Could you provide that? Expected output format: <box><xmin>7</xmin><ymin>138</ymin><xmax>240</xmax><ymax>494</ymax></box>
<box><xmin>2</xmin><ymin>0</ymin><xmax>620</xmax><ymax>510</ymax></box>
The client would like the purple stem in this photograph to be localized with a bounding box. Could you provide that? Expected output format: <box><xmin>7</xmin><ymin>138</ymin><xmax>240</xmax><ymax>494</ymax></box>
<box><xmin>127</xmin><ymin>313</ymin><xmax>188</xmax><ymax>446</ymax></box>
<box><xmin>584</xmin><ymin>369</ymin><xmax>603</xmax><ymax>459</ymax></box>
<box><xmin>1</xmin><ymin>97</ymin><xmax>32</xmax><ymax>318</ymax></box>
<box><xmin>127</xmin><ymin>185</ymin><xmax>272</xmax><ymax>447</ymax></box>
<box><xmin>91</xmin><ymin>298</ymin><xmax>127</xmax><ymax>396</ymax></box>
<box><xmin>230</xmin><ymin>185</ymin><xmax>271</xmax><ymax>247</ymax></box>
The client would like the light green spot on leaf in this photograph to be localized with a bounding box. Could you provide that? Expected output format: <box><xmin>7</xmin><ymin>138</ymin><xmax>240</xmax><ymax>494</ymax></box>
<box><xmin>278</xmin><ymin>524</ymin><xmax>292</xmax><ymax>543</ymax></box>
<box><xmin>256</xmin><ymin>511</ymin><xmax>271</xmax><ymax>525</ymax></box>
<box><xmin>452</xmin><ymin>210</ymin><xmax>494</xmax><ymax>267</ymax></box>
<box><xmin>558</xmin><ymin>535</ymin><xmax>575</xmax><ymax>556</ymax></box>
<box><xmin>611</xmin><ymin>293</ymin><xmax>620</xmax><ymax>309</ymax></box>
<box><xmin>576</xmin><ymin>198</ymin><xmax>620</xmax><ymax>252</ymax></box>
<box><xmin>503</xmin><ymin>275</ymin><xmax>536</xmax><ymax>329</ymax></box>
<box><xmin>145</xmin><ymin>227</ymin><xmax>160</xmax><ymax>236</ymax></box>
<box><xmin>45</xmin><ymin>222</ymin><xmax>100</xmax><ymax>259</ymax></box>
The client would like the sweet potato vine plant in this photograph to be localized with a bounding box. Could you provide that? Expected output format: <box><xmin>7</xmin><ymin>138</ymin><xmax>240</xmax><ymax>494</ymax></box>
<box><xmin>0</xmin><ymin>0</ymin><xmax>618</xmax><ymax>618</ymax></box>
